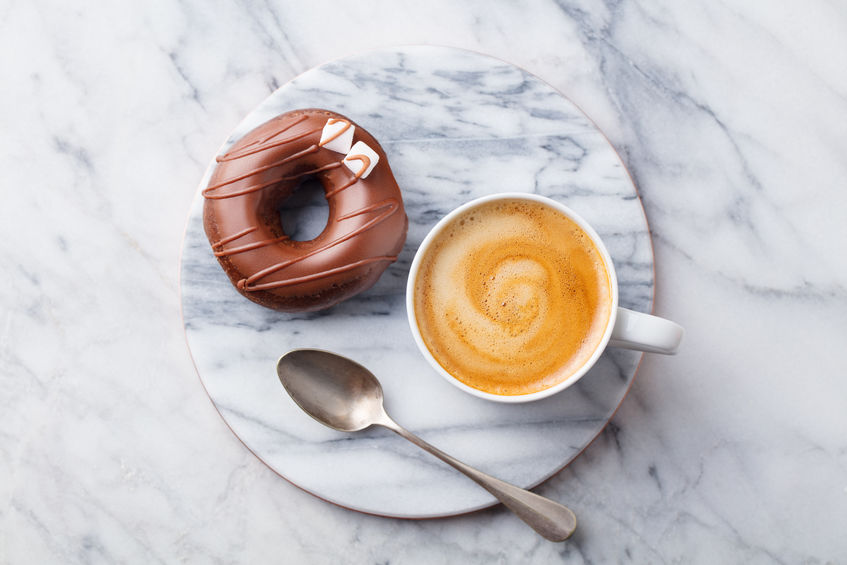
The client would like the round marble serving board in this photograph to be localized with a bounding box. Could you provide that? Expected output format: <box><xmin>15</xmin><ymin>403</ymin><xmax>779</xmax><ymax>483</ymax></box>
<box><xmin>180</xmin><ymin>46</ymin><xmax>654</xmax><ymax>518</ymax></box>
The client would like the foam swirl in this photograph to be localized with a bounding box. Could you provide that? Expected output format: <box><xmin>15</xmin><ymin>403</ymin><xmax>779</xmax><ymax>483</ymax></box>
<box><xmin>414</xmin><ymin>200</ymin><xmax>611</xmax><ymax>395</ymax></box>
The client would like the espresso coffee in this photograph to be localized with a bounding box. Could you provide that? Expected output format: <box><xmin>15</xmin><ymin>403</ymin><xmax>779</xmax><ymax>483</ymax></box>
<box><xmin>413</xmin><ymin>199</ymin><xmax>612</xmax><ymax>396</ymax></box>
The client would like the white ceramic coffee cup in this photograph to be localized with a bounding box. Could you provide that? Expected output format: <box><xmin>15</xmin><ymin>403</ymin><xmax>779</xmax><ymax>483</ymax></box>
<box><xmin>406</xmin><ymin>193</ymin><xmax>683</xmax><ymax>403</ymax></box>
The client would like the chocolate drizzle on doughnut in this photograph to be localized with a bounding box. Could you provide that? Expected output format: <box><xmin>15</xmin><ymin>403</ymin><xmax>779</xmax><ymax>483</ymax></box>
<box><xmin>202</xmin><ymin>109</ymin><xmax>408</xmax><ymax>312</ymax></box>
<box><xmin>203</xmin><ymin>160</ymin><xmax>341</xmax><ymax>200</ymax></box>
<box><xmin>235</xmin><ymin>198</ymin><xmax>400</xmax><ymax>292</ymax></box>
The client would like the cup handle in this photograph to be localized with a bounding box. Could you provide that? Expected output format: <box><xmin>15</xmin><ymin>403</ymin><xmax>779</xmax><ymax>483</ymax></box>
<box><xmin>608</xmin><ymin>307</ymin><xmax>684</xmax><ymax>355</ymax></box>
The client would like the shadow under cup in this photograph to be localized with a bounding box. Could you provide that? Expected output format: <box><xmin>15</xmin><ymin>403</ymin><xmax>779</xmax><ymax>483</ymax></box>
<box><xmin>405</xmin><ymin>192</ymin><xmax>623</xmax><ymax>404</ymax></box>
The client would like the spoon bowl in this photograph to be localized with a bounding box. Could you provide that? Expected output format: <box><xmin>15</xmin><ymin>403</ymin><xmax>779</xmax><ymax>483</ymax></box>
<box><xmin>276</xmin><ymin>348</ymin><xmax>577</xmax><ymax>542</ymax></box>
<box><xmin>277</xmin><ymin>348</ymin><xmax>384</xmax><ymax>432</ymax></box>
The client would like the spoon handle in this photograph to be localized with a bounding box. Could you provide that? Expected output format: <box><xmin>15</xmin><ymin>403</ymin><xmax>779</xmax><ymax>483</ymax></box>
<box><xmin>377</xmin><ymin>416</ymin><xmax>577</xmax><ymax>542</ymax></box>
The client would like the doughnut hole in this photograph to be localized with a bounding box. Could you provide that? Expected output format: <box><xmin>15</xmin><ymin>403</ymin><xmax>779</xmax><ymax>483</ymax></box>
<box><xmin>277</xmin><ymin>176</ymin><xmax>330</xmax><ymax>242</ymax></box>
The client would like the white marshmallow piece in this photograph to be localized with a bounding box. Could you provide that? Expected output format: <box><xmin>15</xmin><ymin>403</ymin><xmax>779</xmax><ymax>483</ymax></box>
<box><xmin>319</xmin><ymin>119</ymin><xmax>355</xmax><ymax>154</ymax></box>
<box><xmin>343</xmin><ymin>141</ymin><xmax>379</xmax><ymax>179</ymax></box>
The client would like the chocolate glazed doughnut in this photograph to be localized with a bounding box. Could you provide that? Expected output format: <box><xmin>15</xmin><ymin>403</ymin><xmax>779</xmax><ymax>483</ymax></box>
<box><xmin>202</xmin><ymin>109</ymin><xmax>408</xmax><ymax>312</ymax></box>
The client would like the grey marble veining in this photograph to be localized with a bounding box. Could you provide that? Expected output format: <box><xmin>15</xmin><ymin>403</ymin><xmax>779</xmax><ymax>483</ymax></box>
<box><xmin>181</xmin><ymin>46</ymin><xmax>652</xmax><ymax>517</ymax></box>
<box><xmin>3</xmin><ymin>1</ymin><xmax>847</xmax><ymax>563</ymax></box>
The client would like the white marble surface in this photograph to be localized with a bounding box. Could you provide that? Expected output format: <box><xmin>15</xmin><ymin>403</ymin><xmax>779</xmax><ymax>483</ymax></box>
<box><xmin>181</xmin><ymin>46</ymin><xmax>653</xmax><ymax>518</ymax></box>
<box><xmin>1</xmin><ymin>1</ymin><xmax>846</xmax><ymax>563</ymax></box>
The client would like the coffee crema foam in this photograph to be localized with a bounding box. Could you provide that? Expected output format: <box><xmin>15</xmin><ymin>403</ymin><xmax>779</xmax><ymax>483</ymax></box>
<box><xmin>414</xmin><ymin>199</ymin><xmax>612</xmax><ymax>396</ymax></box>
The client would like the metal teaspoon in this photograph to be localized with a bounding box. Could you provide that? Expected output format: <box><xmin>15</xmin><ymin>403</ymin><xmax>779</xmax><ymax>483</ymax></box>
<box><xmin>276</xmin><ymin>349</ymin><xmax>577</xmax><ymax>541</ymax></box>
